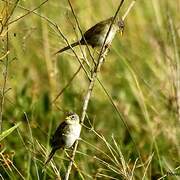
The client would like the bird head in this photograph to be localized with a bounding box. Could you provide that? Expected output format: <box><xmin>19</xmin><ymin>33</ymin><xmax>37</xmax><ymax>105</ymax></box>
<box><xmin>65</xmin><ymin>112</ymin><xmax>80</xmax><ymax>123</ymax></box>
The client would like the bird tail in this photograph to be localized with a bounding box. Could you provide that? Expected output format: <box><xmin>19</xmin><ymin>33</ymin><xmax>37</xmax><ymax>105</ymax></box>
<box><xmin>44</xmin><ymin>148</ymin><xmax>56</xmax><ymax>165</ymax></box>
<box><xmin>54</xmin><ymin>41</ymin><xmax>80</xmax><ymax>55</ymax></box>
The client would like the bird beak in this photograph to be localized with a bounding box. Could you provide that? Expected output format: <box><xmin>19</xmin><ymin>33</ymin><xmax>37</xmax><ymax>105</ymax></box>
<box><xmin>65</xmin><ymin>116</ymin><xmax>70</xmax><ymax>120</ymax></box>
<box><xmin>120</xmin><ymin>28</ymin><xmax>124</xmax><ymax>36</ymax></box>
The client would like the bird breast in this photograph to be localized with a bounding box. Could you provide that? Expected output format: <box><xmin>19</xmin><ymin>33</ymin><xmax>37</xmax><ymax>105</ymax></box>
<box><xmin>63</xmin><ymin>123</ymin><xmax>81</xmax><ymax>148</ymax></box>
<box><xmin>100</xmin><ymin>25</ymin><xmax>118</xmax><ymax>45</ymax></box>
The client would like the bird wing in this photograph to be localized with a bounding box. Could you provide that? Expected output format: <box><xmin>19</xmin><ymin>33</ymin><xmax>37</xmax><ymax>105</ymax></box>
<box><xmin>83</xmin><ymin>17</ymin><xmax>113</xmax><ymax>42</ymax></box>
<box><xmin>50</xmin><ymin>121</ymin><xmax>68</xmax><ymax>149</ymax></box>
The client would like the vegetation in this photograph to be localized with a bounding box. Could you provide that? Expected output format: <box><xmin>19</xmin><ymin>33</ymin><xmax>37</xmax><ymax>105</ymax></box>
<box><xmin>0</xmin><ymin>0</ymin><xmax>179</xmax><ymax>179</ymax></box>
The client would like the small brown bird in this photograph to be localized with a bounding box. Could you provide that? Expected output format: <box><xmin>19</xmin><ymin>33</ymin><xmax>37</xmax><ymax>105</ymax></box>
<box><xmin>54</xmin><ymin>17</ymin><xmax>124</xmax><ymax>54</ymax></box>
<box><xmin>45</xmin><ymin>112</ymin><xmax>81</xmax><ymax>165</ymax></box>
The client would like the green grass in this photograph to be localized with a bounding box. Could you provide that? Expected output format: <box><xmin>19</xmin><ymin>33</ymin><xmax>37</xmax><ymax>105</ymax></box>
<box><xmin>0</xmin><ymin>0</ymin><xmax>179</xmax><ymax>179</ymax></box>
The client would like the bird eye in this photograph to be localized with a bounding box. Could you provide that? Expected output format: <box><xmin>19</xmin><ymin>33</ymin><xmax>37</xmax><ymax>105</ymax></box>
<box><xmin>71</xmin><ymin>115</ymin><xmax>75</xmax><ymax>120</ymax></box>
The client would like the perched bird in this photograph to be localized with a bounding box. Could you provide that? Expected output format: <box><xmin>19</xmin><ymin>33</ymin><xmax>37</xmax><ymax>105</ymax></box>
<box><xmin>54</xmin><ymin>17</ymin><xmax>124</xmax><ymax>54</ymax></box>
<box><xmin>45</xmin><ymin>112</ymin><xmax>81</xmax><ymax>165</ymax></box>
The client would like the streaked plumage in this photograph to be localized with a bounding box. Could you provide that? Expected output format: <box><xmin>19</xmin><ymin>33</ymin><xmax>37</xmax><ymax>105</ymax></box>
<box><xmin>45</xmin><ymin>112</ymin><xmax>81</xmax><ymax>165</ymax></box>
<box><xmin>54</xmin><ymin>17</ymin><xmax>124</xmax><ymax>54</ymax></box>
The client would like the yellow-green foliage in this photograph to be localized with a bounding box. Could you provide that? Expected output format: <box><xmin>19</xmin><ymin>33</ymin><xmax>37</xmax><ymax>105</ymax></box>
<box><xmin>0</xmin><ymin>0</ymin><xmax>179</xmax><ymax>179</ymax></box>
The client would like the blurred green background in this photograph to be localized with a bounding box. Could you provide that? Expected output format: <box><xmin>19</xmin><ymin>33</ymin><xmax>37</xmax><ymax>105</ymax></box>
<box><xmin>0</xmin><ymin>0</ymin><xmax>179</xmax><ymax>179</ymax></box>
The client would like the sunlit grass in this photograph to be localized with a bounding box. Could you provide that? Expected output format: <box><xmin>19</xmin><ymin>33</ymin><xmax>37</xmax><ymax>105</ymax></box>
<box><xmin>0</xmin><ymin>0</ymin><xmax>179</xmax><ymax>179</ymax></box>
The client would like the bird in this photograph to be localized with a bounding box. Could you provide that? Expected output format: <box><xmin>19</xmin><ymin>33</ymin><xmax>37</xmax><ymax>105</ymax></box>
<box><xmin>54</xmin><ymin>17</ymin><xmax>124</xmax><ymax>55</ymax></box>
<box><xmin>44</xmin><ymin>112</ymin><xmax>81</xmax><ymax>165</ymax></box>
